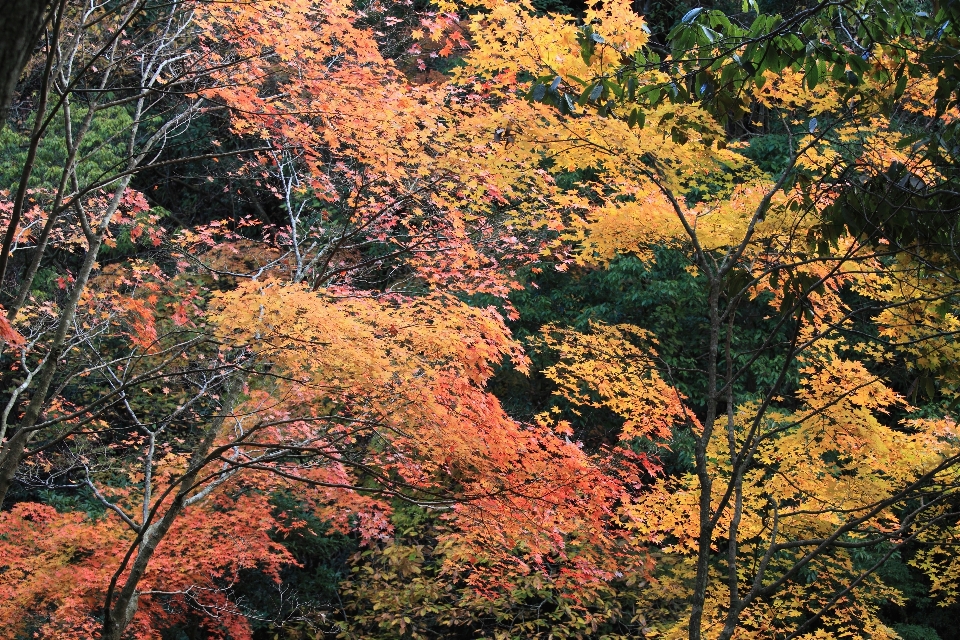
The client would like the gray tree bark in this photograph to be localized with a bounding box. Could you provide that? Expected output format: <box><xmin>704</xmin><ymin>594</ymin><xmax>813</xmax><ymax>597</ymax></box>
<box><xmin>0</xmin><ymin>0</ymin><xmax>54</xmax><ymax>131</ymax></box>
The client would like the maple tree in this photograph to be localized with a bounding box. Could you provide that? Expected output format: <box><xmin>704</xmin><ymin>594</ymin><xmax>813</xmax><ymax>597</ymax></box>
<box><xmin>0</xmin><ymin>0</ymin><xmax>642</xmax><ymax>637</ymax></box>
<box><xmin>0</xmin><ymin>0</ymin><xmax>273</xmax><ymax>514</ymax></box>
<box><xmin>446</xmin><ymin>0</ymin><xmax>960</xmax><ymax>637</ymax></box>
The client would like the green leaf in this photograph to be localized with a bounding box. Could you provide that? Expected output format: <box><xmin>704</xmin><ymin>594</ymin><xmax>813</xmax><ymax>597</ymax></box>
<box><xmin>806</xmin><ymin>58</ymin><xmax>819</xmax><ymax>89</ymax></box>
<box><xmin>577</xmin><ymin>84</ymin><xmax>594</xmax><ymax>106</ymax></box>
<box><xmin>604</xmin><ymin>78</ymin><xmax>624</xmax><ymax>99</ymax></box>
<box><xmin>682</xmin><ymin>7</ymin><xmax>704</xmax><ymax>24</ymax></box>
<box><xmin>847</xmin><ymin>53</ymin><xmax>870</xmax><ymax>75</ymax></box>
<box><xmin>894</xmin><ymin>74</ymin><xmax>908</xmax><ymax>98</ymax></box>
<box><xmin>831</xmin><ymin>61</ymin><xmax>846</xmax><ymax>81</ymax></box>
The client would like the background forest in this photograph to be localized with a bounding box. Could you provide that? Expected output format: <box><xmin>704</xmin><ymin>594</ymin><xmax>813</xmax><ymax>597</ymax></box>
<box><xmin>2</xmin><ymin>0</ymin><xmax>960</xmax><ymax>638</ymax></box>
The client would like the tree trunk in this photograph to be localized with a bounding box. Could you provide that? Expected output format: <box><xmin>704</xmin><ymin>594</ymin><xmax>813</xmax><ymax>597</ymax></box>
<box><xmin>689</xmin><ymin>277</ymin><xmax>722</xmax><ymax>640</ymax></box>
<box><xmin>0</xmin><ymin>175</ymin><xmax>132</xmax><ymax>506</ymax></box>
<box><xmin>101</xmin><ymin>379</ymin><xmax>240</xmax><ymax>640</ymax></box>
<box><xmin>0</xmin><ymin>0</ymin><xmax>54</xmax><ymax>131</ymax></box>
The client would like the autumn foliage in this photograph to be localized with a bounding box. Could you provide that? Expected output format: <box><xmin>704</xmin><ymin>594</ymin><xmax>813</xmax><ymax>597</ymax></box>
<box><xmin>4</xmin><ymin>0</ymin><xmax>960</xmax><ymax>638</ymax></box>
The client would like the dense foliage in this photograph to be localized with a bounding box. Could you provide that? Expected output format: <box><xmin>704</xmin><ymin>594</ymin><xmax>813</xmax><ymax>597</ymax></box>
<box><xmin>3</xmin><ymin>0</ymin><xmax>960</xmax><ymax>638</ymax></box>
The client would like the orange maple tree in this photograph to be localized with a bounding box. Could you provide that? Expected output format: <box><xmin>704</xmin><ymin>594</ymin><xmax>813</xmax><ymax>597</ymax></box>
<box><xmin>0</xmin><ymin>0</ymin><xmax>651</xmax><ymax>638</ymax></box>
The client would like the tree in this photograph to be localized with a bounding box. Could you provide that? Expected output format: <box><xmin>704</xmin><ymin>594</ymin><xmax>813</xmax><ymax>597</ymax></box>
<box><xmin>0</xmin><ymin>0</ymin><xmax>242</xmax><ymax>513</ymax></box>
<box><xmin>1</xmin><ymin>0</ymin><xmax>647</xmax><ymax>637</ymax></box>
<box><xmin>0</xmin><ymin>0</ymin><xmax>56</xmax><ymax>132</ymax></box>
<box><xmin>447</xmin><ymin>0</ymin><xmax>960</xmax><ymax>637</ymax></box>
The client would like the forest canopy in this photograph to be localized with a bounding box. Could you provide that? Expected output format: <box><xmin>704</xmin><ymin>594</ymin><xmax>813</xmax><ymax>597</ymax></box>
<box><xmin>2</xmin><ymin>0</ymin><xmax>960</xmax><ymax>638</ymax></box>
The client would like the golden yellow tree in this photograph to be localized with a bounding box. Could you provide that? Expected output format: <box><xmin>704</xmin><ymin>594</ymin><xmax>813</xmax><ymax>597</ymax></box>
<box><xmin>445</xmin><ymin>0</ymin><xmax>960</xmax><ymax>637</ymax></box>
